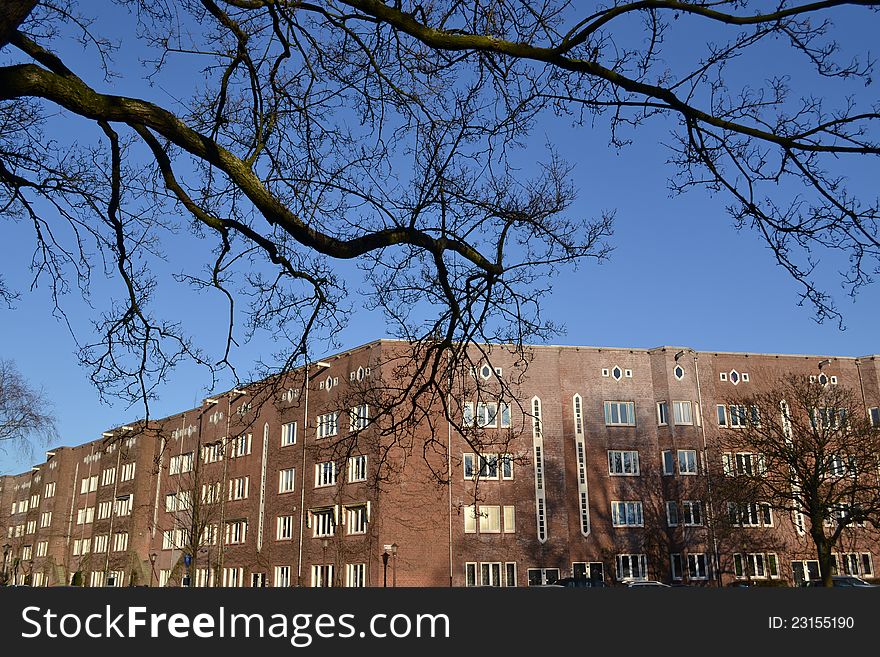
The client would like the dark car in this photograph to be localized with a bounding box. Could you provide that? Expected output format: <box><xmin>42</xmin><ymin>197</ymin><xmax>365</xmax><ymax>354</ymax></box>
<box><xmin>549</xmin><ymin>577</ymin><xmax>607</xmax><ymax>588</ymax></box>
<box><xmin>802</xmin><ymin>576</ymin><xmax>878</xmax><ymax>588</ymax></box>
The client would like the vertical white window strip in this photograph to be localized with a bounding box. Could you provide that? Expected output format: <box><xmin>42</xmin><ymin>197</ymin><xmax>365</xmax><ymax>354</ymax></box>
<box><xmin>573</xmin><ymin>394</ymin><xmax>590</xmax><ymax>537</ymax></box>
<box><xmin>257</xmin><ymin>422</ymin><xmax>269</xmax><ymax>553</ymax></box>
<box><xmin>781</xmin><ymin>400</ymin><xmax>806</xmax><ymax>536</ymax></box>
<box><xmin>532</xmin><ymin>396</ymin><xmax>547</xmax><ymax>543</ymax></box>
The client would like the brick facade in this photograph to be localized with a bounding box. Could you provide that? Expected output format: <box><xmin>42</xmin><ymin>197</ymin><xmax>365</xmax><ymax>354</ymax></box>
<box><xmin>2</xmin><ymin>340</ymin><xmax>878</xmax><ymax>587</ymax></box>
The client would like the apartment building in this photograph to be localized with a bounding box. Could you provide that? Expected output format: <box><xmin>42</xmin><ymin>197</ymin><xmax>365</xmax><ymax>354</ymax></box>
<box><xmin>2</xmin><ymin>340</ymin><xmax>879</xmax><ymax>587</ymax></box>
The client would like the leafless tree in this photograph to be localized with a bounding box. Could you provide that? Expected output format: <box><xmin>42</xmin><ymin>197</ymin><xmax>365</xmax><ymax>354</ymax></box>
<box><xmin>720</xmin><ymin>375</ymin><xmax>880</xmax><ymax>587</ymax></box>
<box><xmin>1</xmin><ymin>2</ymin><xmax>879</xmax><ymax>471</ymax></box>
<box><xmin>0</xmin><ymin>358</ymin><xmax>57</xmax><ymax>463</ymax></box>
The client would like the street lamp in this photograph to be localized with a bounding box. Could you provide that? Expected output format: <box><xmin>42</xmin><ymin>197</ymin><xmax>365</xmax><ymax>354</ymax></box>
<box><xmin>149</xmin><ymin>552</ymin><xmax>157</xmax><ymax>588</ymax></box>
<box><xmin>391</xmin><ymin>543</ymin><xmax>398</xmax><ymax>588</ymax></box>
<box><xmin>382</xmin><ymin>543</ymin><xmax>399</xmax><ymax>588</ymax></box>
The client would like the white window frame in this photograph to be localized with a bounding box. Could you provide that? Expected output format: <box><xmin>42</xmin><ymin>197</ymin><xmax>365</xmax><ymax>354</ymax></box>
<box><xmin>604</xmin><ymin>401</ymin><xmax>636</xmax><ymax>426</ymax></box>
<box><xmin>279</xmin><ymin>468</ymin><xmax>296</xmax><ymax>494</ymax></box>
<box><xmin>678</xmin><ymin>449</ymin><xmax>698</xmax><ymax>475</ymax></box>
<box><xmin>673</xmin><ymin>401</ymin><xmax>694</xmax><ymax>425</ymax></box>
<box><xmin>276</xmin><ymin>515</ymin><xmax>295</xmax><ymax>541</ymax></box>
<box><xmin>616</xmin><ymin>554</ymin><xmax>647</xmax><ymax>581</ymax></box>
<box><xmin>315</xmin><ymin>461</ymin><xmax>338</xmax><ymax>487</ymax></box>
<box><xmin>611</xmin><ymin>501</ymin><xmax>644</xmax><ymax>527</ymax></box>
<box><xmin>657</xmin><ymin>401</ymin><xmax>668</xmax><ymax>426</ymax></box>
<box><xmin>608</xmin><ymin>450</ymin><xmax>640</xmax><ymax>476</ymax></box>
<box><xmin>281</xmin><ymin>422</ymin><xmax>297</xmax><ymax>446</ymax></box>
<box><xmin>348</xmin><ymin>455</ymin><xmax>367</xmax><ymax>482</ymax></box>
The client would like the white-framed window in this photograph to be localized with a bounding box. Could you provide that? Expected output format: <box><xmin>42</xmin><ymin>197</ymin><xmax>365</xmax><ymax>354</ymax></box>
<box><xmin>21</xmin><ymin>545</ymin><xmax>32</xmax><ymax>561</ymax></box>
<box><xmin>734</xmin><ymin>553</ymin><xmax>779</xmax><ymax>579</ymax></box>
<box><xmin>463</xmin><ymin>453</ymin><xmax>513</xmax><ymax>480</ymax></box>
<box><xmin>73</xmin><ymin>538</ymin><xmax>90</xmax><ymax>556</ymax></box>
<box><xmin>527</xmin><ymin>568</ymin><xmax>560</xmax><ymax>586</ymax></box>
<box><xmin>201</xmin><ymin>481</ymin><xmax>222</xmax><ymax>504</ymax></box>
<box><xmin>98</xmin><ymin>501</ymin><xmax>112</xmax><ymax>519</ymax></box>
<box><xmin>93</xmin><ymin>534</ymin><xmax>109</xmax><ymax>553</ymax></box>
<box><xmin>463</xmin><ymin>504</ymin><xmax>514</xmax><ymax>534</ymax></box>
<box><xmin>76</xmin><ymin>506</ymin><xmax>95</xmax><ymax>525</ymax></box>
<box><xmin>222</xmin><ymin>567</ymin><xmax>243</xmax><ymax>587</ymax></box>
<box><xmin>30</xmin><ymin>494</ymin><xmax>39</xmax><ymax>508</ymax></box>
<box><xmin>616</xmin><ymin>554</ymin><xmax>647</xmax><ymax>581</ymax></box>
<box><xmin>477</xmin><ymin>402</ymin><xmax>498</xmax><ymax>428</ymax></box>
<box><xmin>44</xmin><ymin>482</ymin><xmax>56</xmax><ymax>498</ymax></box>
<box><xmin>678</xmin><ymin>449</ymin><xmax>698</xmax><ymax>475</ymax></box>
<box><xmin>349</xmin><ymin>404</ymin><xmax>370</xmax><ymax>431</ymax></box>
<box><xmin>479</xmin><ymin>505</ymin><xmax>502</xmax><ymax>533</ymax></box>
<box><xmin>657</xmin><ymin>401</ymin><xmax>669</xmax><ymax>426</ymax></box>
<box><xmin>90</xmin><ymin>571</ymin><xmax>106</xmax><ymax>588</ymax></box>
<box><xmin>120</xmin><ymin>462</ymin><xmax>136</xmax><ymax>482</ymax></box>
<box><xmin>682</xmin><ymin>500</ymin><xmax>703</xmax><ymax>526</ymax></box>
<box><xmin>40</xmin><ymin>511</ymin><xmax>52</xmax><ymax>528</ymax></box>
<box><xmin>317</xmin><ymin>412</ymin><xmax>339</xmax><ymax>439</ymax></box>
<box><xmin>835</xmin><ymin>552</ymin><xmax>874</xmax><ymax>577</ymax></box>
<box><xmin>114</xmin><ymin>495</ymin><xmax>132</xmax><ymax>516</ymax></box>
<box><xmin>348</xmin><ymin>455</ymin><xmax>367</xmax><ymax>482</ymax></box>
<box><xmin>869</xmin><ymin>407</ymin><xmax>880</xmax><ymax>428</ymax></box>
<box><xmin>611</xmin><ymin>501</ymin><xmax>644</xmax><ymax>527</ymax></box>
<box><xmin>81</xmin><ymin>475</ymin><xmax>98</xmax><ymax>494</ymax></box>
<box><xmin>201</xmin><ymin>524</ymin><xmax>218</xmax><ymax>546</ymax></box>
<box><xmin>604</xmin><ymin>401</ymin><xmax>636</xmax><ymax>426</ymax></box>
<box><xmin>608</xmin><ymin>450</ymin><xmax>640</xmax><ymax>476</ymax></box>
<box><xmin>315</xmin><ymin>461</ymin><xmax>337</xmax><ymax>487</ymax></box>
<box><xmin>26</xmin><ymin>520</ymin><xmax>36</xmax><ymax>535</ymax></box>
<box><xmin>274</xmin><ymin>566</ymin><xmax>292</xmax><ymax>588</ymax></box>
<box><xmin>727</xmin><ymin>502</ymin><xmax>773</xmax><ymax>527</ymax></box>
<box><xmin>671</xmin><ymin>553</ymin><xmax>683</xmax><ymax>580</ymax></box>
<box><xmin>499</xmin><ymin>403</ymin><xmax>512</xmax><ymax>428</ymax></box>
<box><xmin>277</xmin><ymin>515</ymin><xmax>295</xmax><ymax>541</ymax></box>
<box><xmin>311</xmin><ymin>564</ymin><xmax>334</xmax><ymax>588</ymax></box>
<box><xmin>688</xmin><ymin>553</ymin><xmax>708</xmax><ymax>580</ymax></box>
<box><xmin>169</xmin><ymin>452</ymin><xmax>193</xmax><ymax>475</ymax></box>
<box><xmin>722</xmin><ymin>452</ymin><xmax>766</xmax><ymax>477</ymax></box>
<box><xmin>225</xmin><ymin>519</ymin><xmax>248</xmax><ymax>545</ymax></box>
<box><xmin>281</xmin><ymin>422</ymin><xmax>297</xmax><ymax>446</ymax></box>
<box><xmin>36</xmin><ymin>541</ymin><xmax>48</xmax><ymax>558</ymax></box>
<box><xmin>346</xmin><ymin>504</ymin><xmax>369</xmax><ymax>534</ymax></box>
<box><xmin>311</xmin><ymin>508</ymin><xmax>336</xmax><ymax>538</ymax></box>
<box><xmin>101</xmin><ymin>467</ymin><xmax>116</xmax><ymax>487</ymax></box>
<box><xmin>202</xmin><ymin>442</ymin><xmax>223</xmax><ymax>464</ymax></box>
<box><xmin>195</xmin><ymin>568</ymin><xmax>215</xmax><ymax>588</ymax></box>
<box><xmin>279</xmin><ymin>468</ymin><xmax>296</xmax><ymax>494</ymax></box>
<box><xmin>113</xmin><ymin>532</ymin><xmax>129</xmax><ymax>552</ymax></box>
<box><xmin>228</xmin><ymin>476</ymin><xmax>249</xmax><ymax>501</ymax></box>
<box><xmin>231</xmin><ymin>434</ymin><xmax>252</xmax><ymax>458</ymax></box>
<box><xmin>346</xmin><ymin>563</ymin><xmax>366</xmax><ymax>588</ymax></box>
<box><xmin>463</xmin><ymin>401</ymin><xmax>474</xmax><ymax>426</ymax></box>
<box><xmin>673</xmin><ymin>401</ymin><xmax>694</xmax><ymax>425</ymax></box>
<box><xmin>661</xmin><ymin>450</ymin><xmax>675</xmax><ymax>476</ymax></box>
<box><xmin>666</xmin><ymin>501</ymin><xmax>679</xmax><ymax>527</ymax></box>
<box><xmin>503</xmin><ymin>505</ymin><xmax>516</xmax><ymax>534</ymax></box>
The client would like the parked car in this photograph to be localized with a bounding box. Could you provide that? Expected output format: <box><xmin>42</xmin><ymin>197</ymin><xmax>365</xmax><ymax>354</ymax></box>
<box><xmin>803</xmin><ymin>576</ymin><xmax>878</xmax><ymax>588</ymax></box>
<box><xmin>549</xmin><ymin>577</ymin><xmax>607</xmax><ymax>588</ymax></box>
<box><xmin>626</xmin><ymin>580</ymin><xmax>670</xmax><ymax>588</ymax></box>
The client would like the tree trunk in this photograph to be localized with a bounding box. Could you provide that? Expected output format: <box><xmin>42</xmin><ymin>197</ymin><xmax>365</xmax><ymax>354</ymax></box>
<box><xmin>0</xmin><ymin>0</ymin><xmax>37</xmax><ymax>49</ymax></box>
<box><xmin>810</xmin><ymin>526</ymin><xmax>834</xmax><ymax>587</ymax></box>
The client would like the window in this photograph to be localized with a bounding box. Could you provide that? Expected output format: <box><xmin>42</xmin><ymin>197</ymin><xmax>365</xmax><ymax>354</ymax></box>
<box><xmin>479</xmin><ymin>506</ymin><xmax>502</xmax><ymax>533</ymax></box>
<box><xmin>728</xmin><ymin>502</ymin><xmax>773</xmax><ymax>527</ymax></box>
<box><xmin>349</xmin><ymin>404</ymin><xmax>370</xmax><ymax>431</ymax></box>
<box><xmin>36</xmin><ymin>541</ymin><xmax>48</xmax><ymax>558</ymax></box>
<box><xmin>113</xmin><ymin>532</ymin><xmax>129</xmax><ymax>552</ymax></box>
<box><xmin>503</xmin><ymin>505</ymin><xmax>516</xmax><ymax>533</ymax></box>
<box><xmin>94</xmin><ymin>534</ymin><xmax>109</xmax><ymax>553</ymax></box>
<box><xmin>716</xmin><ymin>405</ymin><xmax>727</xmax><ymax>427</ymax></box>
<box><xmin>527</xmin><ymin>568</ymin><xmax>560</xmax><ymax>586</ymax></box>
<box><xmin>657</xmin><ymin>401</ymin><xmax>669</xmax><ymax>426</ymax></box>
<box><xmin>476</xmin><ymin>402</ymin><xmax>498</xmax><ymax>428</ymax></box>
<box><xmin>228</xmin><ymin>476</ymin><xmax>249</xmax><ymax>501</ymax></box>
<box><xmin>346</xmin><ymin>505</ymin><xmax>369</xmax><ymax>534</ymax></box>
<box><xmin>311</xmin><ymin>564</ymin><xmax>334</xmax><ymax>588</ymax></box>
<box><xmin>616</xmin><ymin>554</ymin><xmax>647</xmax><ymax>581</ymax></box>
<box><xmin>608</xmin><ymin>450</ymin><xmax>640</xmax><ymax>476</ymax></box>
<box><xmin>21</xmin><ymin>545</ymin><xmax>32</xmax><ymax>561</ymax></box>
<box><xmin>661</xmin><ymin>450</ymin><xmax>675</xmax><ymax>475</ymax></box>
<box><xmin>604</xmin><ymin>401</ymin><xmax>636</xmax><ymax>426</ymax></box>
<box><xmin>346</xmin><ymin>563</ymin><xmax>366</xmax><ymax>588</ymax></box>
<box><xmin>26</xmin><ymin>520</ymin><xmax>36</xmax><ymax>535</ymax></box>
<box><xmin>464</xmin><ymin>505</ymin><xmax>477</xmax><ymax>534</ymax></box>
<box><xmin>870</xmin><ymin>407</ymin><xmax>880</xmax><ymax>428</ymax></box>
<box><xmin>666</xmin><ymin>501</ymin><xmax>679</xmax><ymax>527</ymax></box>
<box><xmin>274</xmin><ymin>566</ymin><xmax>291</xmax><ymax>588</ymax></box>
<box><xmin>30</xmin><ymin>494</ymin><xmax>39</xmax><ymax>508</ymax></box>
<box><xmin>81</xmin><ymin>475</ymin><xmax>98</xmax><ymax>494</ymax></box>
<box><xmin>40</xmin><ymin>511</ymin><xmax>52</xmax><ymax>528</ymax></box>
<box><xmin>73</xmin><ymin>539</ymin><xmax>91</xmax><ymax>556</ymax></box>
<box><xmin>112</xmin><ymin>497</ymin><xmax>131</xmax><ymax>518</ymax></box>
<box><xmin>348</xmin><ymin>455</ymin><xmax>367</xmax><ymax>482</ymax></box>
<box><xmin>120</xmin><ymin>462</ymin><xmax>136</xmax><ymax>481</ymax></box>
<box><xmin>277</xmin><ymin>515</ymin><xmax>294</xmax><ymax>540</ymax></box>
<box><xmin>611</xmin><ymin>501</ymin><xmax>644</xmax><ymax>527</ymax></box>
<box><xmin>812</xmin><ymin>407</ymin><xmax>847</xmax><ymax>430</ymax></box>
<box><xmin>499</xmin><ymin>403</ymin><xmax>512</xmax><ymax>428</ymax></box>
<box><xmin>202</xmin><ymin>442</ymin><xmax>223</xmax><ymax>464</ymax></box>
<box><xmin>276</xmin><ymin>468</ymin><xmax>296</xmax><ymax>494</ymax></box>
<box><xmin>315</xmin><ymin>461</ymin><xmax>337</xmax><ymax>487</ymax></box>
<box><xmin>463</xmin><ymin>402</ymin><xmax>474</xmax><ymax>426</ymax></box>
<box><xmin>225</xmin><ymin>519</ymin><xmax>248</xmax><ymax>544</ymax></box>
<box><xmin>734</xmin><ymin>553</ymin><xmax>779</xmax><ymax>579</ymax></box>
<box><xmin>222</xmin><ymin>567</ymin><xmax>243</xmax><ymax>587</ymax></box>
<box><xmin>76</xmin><ymin>507</ymin><xmax>95</xmax><ymax>525</ymax></box>
<box><xmin>687</xmin><ymin>553</ymin><xmax>708</xmax><ymax>580</ymax></box>
<box><xmin>201</xmin><ymin>482</ymin><xmax>221</xmax><ymax>504</ymax></box>
<box><xmin>311</xmin><ymin>509</ymin><xmax>335</xmax><ymax>538</ymax></box>
<box><xmin>317</xmin><ymin>412</ymin><xmax>339</xmax><ymax>439</ymax></box>
<box><xmin>101</xmin><ymin>467</ymin><xmax>116</xmax><ymax>487</ymax></box>
<box><xmin>44</xmin><ymin>482</ymin><xmax>56</xmax><ymax>498</ymax></box>
<box><xmin>673</xmin><ymin>401</ymin><xmax>693</xmax><ymax>425</ymax></box>
<box><xmin>169</xmin><ymin>452</ymin><xmax>193</xmax><ymax>475</ymax></box>
<box><xmin>678</xmin><ymin>449</ymin><xmax>698</xmax><ymax>474</ymax></box>
<box><xmin>231</xmin><ymin>434</ymin><xmax>252</xmax><ymax>458</ymax></box>
<box><xmin>682</xmin><ymin>500</ymin><xmax>703</xmax><ymax>526</ymax></box>
<box><xmin>729</xmin><ymin>405</ymin><xmax>747</xmax><ymax>428</ymax></box>
<box><xmin>281</xmin><ymin>422</ymin><xmax>297</xmax><ymax>446</ymax></box>
<box><xmin>463</xmin><ymin>504</ymin><xmax>513</xmax><ymax>534</ymax></box>
<box><xmin>725</xmin><ymin>452</ymin><xmax>765</xmax><ymax>476</ymax></box>
<box><xmin>671</xmin><ymin>554</ymin><xmax>683</xmax><ymax>580</ymax></box>
<box><xmin>98</xmin><ymin>501</ymin><xmax>112</xmax><ymax>519</ymax></box>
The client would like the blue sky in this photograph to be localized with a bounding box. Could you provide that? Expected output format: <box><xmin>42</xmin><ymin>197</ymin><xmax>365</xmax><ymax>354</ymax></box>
<box><xmin>1</xmin><ymin>4</ymin><xmax>878</xmax><ymax>474</ymax></box>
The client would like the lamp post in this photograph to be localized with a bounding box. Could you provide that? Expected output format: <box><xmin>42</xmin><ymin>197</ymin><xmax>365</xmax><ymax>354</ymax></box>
<box><xmin>391</xmin><ymin>543</ymin><xmax>398</xmax><ymax>588</ymax></box>
<box><xmin>149</xmin><ymin>552</ymin><xmax>157</xmax><ymax>587</ymax></box>
<box><xmin>1</xmin><ymin>543</ymin><xmax>9</xmax><ymax>586</ymax></box>
<box><xmin>382</xmin><ymin>550</ymin><xmax>389</xmax><ymax>588</ymax></box>
<box><xmin>382</xmin><ymin>543</ymin><xmax>398</xmax><ymax>587</ymax></box>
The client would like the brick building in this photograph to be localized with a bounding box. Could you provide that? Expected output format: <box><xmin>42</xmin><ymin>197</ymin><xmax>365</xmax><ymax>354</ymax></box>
<box><xmin>2</xmin><ymin>340</ymin><xmax>879</xmax><ymax>587</ymax></box>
